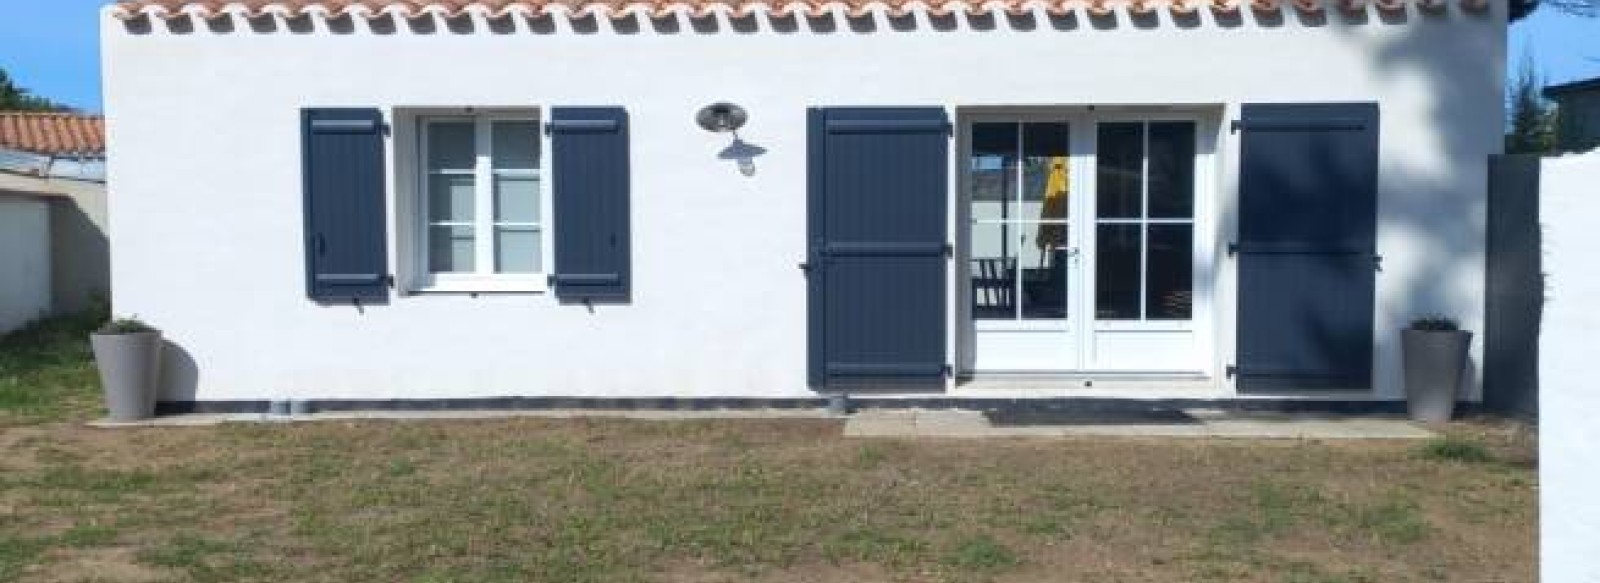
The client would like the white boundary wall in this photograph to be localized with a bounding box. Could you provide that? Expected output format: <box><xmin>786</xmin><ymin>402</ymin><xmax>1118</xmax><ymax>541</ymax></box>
<box><xmin>1540</xmin><ymin>151</ymin><xmax>1600</xmax><ymax>583</ymax></box>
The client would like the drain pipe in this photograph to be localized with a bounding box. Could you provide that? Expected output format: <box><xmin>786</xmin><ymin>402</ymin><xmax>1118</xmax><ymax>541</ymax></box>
<box><xmin>826</xmin><ymin>393</ymin><xmax>853</xmax><ymax>416</ymax></box>
<box><xmin>266</xmin><ymin>399</ymin><xmax>311</xmax><ymax>420</ymax></box>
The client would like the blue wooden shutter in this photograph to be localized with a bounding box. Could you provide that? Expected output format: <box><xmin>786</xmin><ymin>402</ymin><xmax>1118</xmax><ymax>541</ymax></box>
<box><xmin>549</xmin><ymin>107</ymin><xmax>631</xmax><ymax>301</ymax></box>
<box><xmin>1234</xmin><ymin>103</ymin><xmax>1379</xmax><ymax>391</ymax></box>
<box><xmin>808</xmin><ymin>107</ymin><xmax>950</xmax><ymax>389</ymax></box>
<box><xmin>301</xmin><ymin>108</ymin><xmax>389</xmax><ymax>302</ymax></box>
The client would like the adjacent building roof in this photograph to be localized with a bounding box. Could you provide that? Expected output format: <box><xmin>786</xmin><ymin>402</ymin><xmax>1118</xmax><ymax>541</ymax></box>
<box><xmin>110</xmin><ymin>0</ymin><xmax>1488</xmax><ymax>20</ymax></box>
<box><xmin>0</xmin><ymin>113</ymin><xmax>105</xmax><ymax>158</ymax></box>
<box><xmin>1545</xmin><ymin>76</ymin><xmax>1600</xmax><ymax>99</ymax></box>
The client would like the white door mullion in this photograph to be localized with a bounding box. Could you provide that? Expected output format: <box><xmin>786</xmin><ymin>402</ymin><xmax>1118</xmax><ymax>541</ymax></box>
<box><xmin>1013</xmin><ymin>123</ymin><xmax>1024</xmax><ymax>321</ymax></box>
<box><xmin>474</xmin><ymin>117</ymin><xmax>494</xmax><ymax>276</ymax></box>
<box><xmin>1138</xmin><ymin>122</ymin><xmax>1150</xmax><ymax>321</ymax></box>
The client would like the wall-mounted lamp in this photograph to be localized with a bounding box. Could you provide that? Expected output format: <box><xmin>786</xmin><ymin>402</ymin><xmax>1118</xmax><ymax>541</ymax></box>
<box><xmin>695</xmin><ymin>102</ymin><xmax>749</xmax><ymax>133</ymax></box>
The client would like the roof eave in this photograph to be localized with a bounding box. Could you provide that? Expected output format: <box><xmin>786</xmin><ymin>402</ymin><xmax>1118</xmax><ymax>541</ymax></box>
<box><xmin>1544</xmin><ymin>77</ymin><xmax>1600</xmax><ymax>99</ymax></box>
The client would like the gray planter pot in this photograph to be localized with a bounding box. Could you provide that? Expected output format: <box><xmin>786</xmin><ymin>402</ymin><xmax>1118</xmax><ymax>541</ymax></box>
<box><xmin>90</xmin><ymin>331</ymin><xmax>163</xmax><ymax>421</ymax></box>
<box><xmin>1401</xmin><ymin>329</ymin><xmax>1472</xmax><ymax>423</ymax></box>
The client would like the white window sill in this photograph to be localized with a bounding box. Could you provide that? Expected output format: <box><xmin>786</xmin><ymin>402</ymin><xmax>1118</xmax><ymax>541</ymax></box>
<box><xmin>408</xmin><ymin>276</ymin><xmax>548</xmax><ymax>295</ymax></box>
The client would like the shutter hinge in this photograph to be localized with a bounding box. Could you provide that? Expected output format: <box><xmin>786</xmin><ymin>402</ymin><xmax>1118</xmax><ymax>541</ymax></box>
<box><xmin>942</xmin><ymin>364</ymin><xmax>954</xmax><ymax>377</ymax></box>
<box><xmin>383</xmin><ymin>274</ymin><xmax>395</xmax><ymax>289</ymax></box>
<box><xmin>1227</xmin><ymin>242</ymin><xmax>1238</xmax><ymax>257</ymax></box>
<box><xmin>943</xmin><ymin>242</ymin><xmax>954</xmax><ymax>257</ymax></box>
<box><xmin>1225</xmin><ymin>365</ymin><xmax>1238</xmax><ymax>379</ymax></box>
<box><xmin>1229</xmin><ymin>120</ymin><xmax>1243</xmax><ymax>134</ymax></box>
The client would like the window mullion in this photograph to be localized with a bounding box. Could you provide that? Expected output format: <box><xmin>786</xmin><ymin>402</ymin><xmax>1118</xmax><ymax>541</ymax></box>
<box><xmin>1013</xmin><ymin>123</ymin><xmax>1024</xmax><ymax>321</ymax></box>
<box><xmin>1139</xmin><ymin>122</ymin><xmax>1150</xmax><ymax>322</ymax></box>
<box><xmin>475</xmin><ymin>117</ymin><xmax>494</xmax><ymax>276</ymax></box>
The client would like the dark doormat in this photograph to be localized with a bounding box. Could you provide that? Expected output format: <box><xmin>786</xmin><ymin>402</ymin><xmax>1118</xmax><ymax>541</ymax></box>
<box><xmin>983</xmin><ymin>408</ymin><xmax>1200</xmax><ymax>426</ymax></box>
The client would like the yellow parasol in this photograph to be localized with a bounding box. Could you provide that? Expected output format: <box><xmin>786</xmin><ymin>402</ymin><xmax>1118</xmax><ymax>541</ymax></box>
<box><xmin>1035</xmin><ymin>157</ymin><xmax>1069</xmax><ymax>251</ymax></box>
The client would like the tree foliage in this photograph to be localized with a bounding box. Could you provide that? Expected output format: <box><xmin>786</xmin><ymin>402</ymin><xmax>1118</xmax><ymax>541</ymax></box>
<box><xmin>0</xmin><ymin>67</ymin><xmax>71</xmax><ymax>112</ymax></box>
<box><xmin>1505</xmin><ymin>55</ymin><xmax>1558</xmax><ymax>155</ymax></box>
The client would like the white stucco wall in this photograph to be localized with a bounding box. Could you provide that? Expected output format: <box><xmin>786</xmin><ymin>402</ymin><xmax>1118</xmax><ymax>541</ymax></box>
<box><xmin>0</xmin><ymin>195</ymin><xmax>52</xmax><ymax>335</ymax></box>
<box><xmin>1540</xmin><ymin>151</ymin><xmax>1600</xmax><ymax>583</ymax></box>
<box><xmin>102</xmin><ymin>2</ymin><xmax>1504</xmax><ymax>402</ymax></box>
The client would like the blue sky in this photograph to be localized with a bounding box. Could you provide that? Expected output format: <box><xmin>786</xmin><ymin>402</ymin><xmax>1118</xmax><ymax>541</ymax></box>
<box><xmin>1</xmin><ymin>0</ymin><xmax>1598</xmax><ymax>113</ymax></box>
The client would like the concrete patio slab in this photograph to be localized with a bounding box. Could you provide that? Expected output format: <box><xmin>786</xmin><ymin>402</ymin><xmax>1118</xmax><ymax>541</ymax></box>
<box><xmin>87</xmin><ymin>407</ymin><xmax>1434</xmax><ymax>439</ymax></box>
<box><xmin>844</xmin><ymin>409</ymin><xmax>1436</xmax><ymax>439</ymax></box>
<box><xmin>87</xmin><ymin>408</ymin><xmax>839</xmax><ymax>428</ymax></box>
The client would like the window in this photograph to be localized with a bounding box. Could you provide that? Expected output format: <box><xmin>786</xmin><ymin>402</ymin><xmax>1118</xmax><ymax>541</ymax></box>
<box><xmin>1094</xmin><ymin>121</ymin><xmax>1196</xmax><ymax>321</ymax></box>
<box><xmin>969</xmin><ymin>121</ymin><xmax>1073</xmax><ymax>321</ymax></box>
<box><xmin>418</xmin><ymin>114</ymin><xmax>544</xmax><ymax>291</ymax></box>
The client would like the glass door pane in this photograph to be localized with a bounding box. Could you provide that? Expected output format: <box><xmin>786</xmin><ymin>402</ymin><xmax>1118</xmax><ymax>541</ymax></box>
<box><xmin>1020</xmin><ymin>122</ymin><xmax>1071</xmax><ymax>320</ymax></box>
<box><xmin>970</xmin><ymin>122</ymin><xmax>1019</xmax><ymax>320</ymax></box>
<box><xmin>970</xmin><ymin>221</ymin><xmax>1015</xmax><ymax>320</ymax></box>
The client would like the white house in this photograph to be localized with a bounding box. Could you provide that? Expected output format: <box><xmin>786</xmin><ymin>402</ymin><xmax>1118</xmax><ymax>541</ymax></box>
<box><xmin>102</xmin><ymin>0</ymin><xmax>1504</xmax><ymax>410</ymax></box>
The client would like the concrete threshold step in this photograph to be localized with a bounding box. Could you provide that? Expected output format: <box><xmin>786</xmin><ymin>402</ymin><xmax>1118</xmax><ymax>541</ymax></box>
<box><xmin>843</xmin><ymin>409</ymin><xmax>1436</xmax><ymax>439</ymax></box>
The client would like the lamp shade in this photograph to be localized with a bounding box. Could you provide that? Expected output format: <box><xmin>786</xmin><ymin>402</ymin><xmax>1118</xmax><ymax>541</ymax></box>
<box><xmin>695</xmin><ymin>102</ymin><xmax>748</xmax><ymax>133</ymax></box>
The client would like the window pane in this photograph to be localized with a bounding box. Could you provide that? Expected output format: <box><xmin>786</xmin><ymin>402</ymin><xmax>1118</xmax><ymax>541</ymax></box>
<box><xmin>1148</xmin><ymin>122</ymin><xmax>1196</xmax><ymax>219</ymax></box>
<box><xmin>1146</xmin><ymin>224</ymin><xmax>1193</xmax><ymax>320</ymax></box>
<box><xmin>970</xmin><ymin>221</ymin><xmax>1016</xmax><ymax>320</ymax></box>
<box><xmin>492</xmin><ymin>121</ymin><xmax>540</xmax><ymax>170</ymax></box>
<box><xmin>970</xmin><ymin>123</ymin><xmax>1018</xmax><ymax>210</ymax></box>
<box><xmin>427</xmin><ymin>122</ymin><xmax>475</xmax><ymax>171</ymax></box>
<box><xmin>1095</xmin><ymin>224</ymin><xmax>1141</xmax><ymax>320</ymax></box>
<box><xmin>1096</xmin><ymin>123</ymin><xmax>1144</xmax><ymax>219</ymax></box>
<box><xmin>1020</xmin><ymin>230</ymin><xmax>1068</xmax><ymax>320</ymax></box>
<box><xmin>494</xmin><ymin>226</ymin><xmax>541</xmax><ymax>274</ymax></box>
<box><xmin>428</xmin><ymin>175</ymin><xmax>475</xmax><ymax>222</ymax></box>
<box><xmin>494</xmin><ymin>175</ymin><xmax>539</xmax><ymax>223</ymax></box>
<box><xmin>428</xmin><ymin>225</ymin><xmax>475</xmax><ymax>273</ymax></box>
<box><xmin>1021</xmin><ymin>122</ymin><xmax>1070</xmax><ymax>224</ymax></box>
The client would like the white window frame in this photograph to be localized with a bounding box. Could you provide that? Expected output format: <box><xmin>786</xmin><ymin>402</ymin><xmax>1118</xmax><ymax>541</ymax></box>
<box><xmin>413</xmin><ymin>112</ymin><xmax>550</xmax><ymax>294</ymax></box>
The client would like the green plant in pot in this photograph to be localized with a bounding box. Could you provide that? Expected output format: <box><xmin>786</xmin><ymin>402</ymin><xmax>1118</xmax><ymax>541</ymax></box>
<box><xmin>90</xmin><ymin>317</ymin><xmax>162</xmax><ymax>421</ymax></box>
<box><xmin>1402</xmin><ymin>315</ymin><xmax>1472</xmax><ymax>423</ymax></box>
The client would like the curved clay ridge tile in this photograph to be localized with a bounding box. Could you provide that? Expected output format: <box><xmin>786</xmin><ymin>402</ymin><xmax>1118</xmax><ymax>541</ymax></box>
<box><xmin>1001</xmin><ymin>0</ymin><xmax>1035</xmax><ymax>17</ymax></box>
<box><xmin>1337</xmin><ymin>0</ymin><xmax>1368</xmax><ymax>13</ymax></box>
<box><xmin>1209</xmin><ymin>0</ymin><xmax>1241</xmax><ymax>13</ymax></box>
<box><xmin>109</xmin><ymin>0</ymin><xmax>1453</xmax><ymax>19</ymax></box>
<box><xmin>1168</xmin><ymin>0</ymin><xmax>1200</xmax><ymax>15</ymax></box>
<box><xmin>1458</xmin><ymin>0</ymin><xmax>1488</xmax><ymax>11</ymax></box>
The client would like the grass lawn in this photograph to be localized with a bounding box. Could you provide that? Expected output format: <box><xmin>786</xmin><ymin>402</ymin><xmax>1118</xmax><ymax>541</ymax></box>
<box><xmin>0</xmin><ymin>315</ymin><xmax>1537</xmax><ymax>582</ymax></box>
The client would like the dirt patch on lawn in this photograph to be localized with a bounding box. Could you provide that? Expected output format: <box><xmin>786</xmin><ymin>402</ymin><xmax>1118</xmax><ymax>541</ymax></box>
<box><xmin>30</xmin><ymin>548</ymin><xmax>172</xmax><ymax>583</ymax></box>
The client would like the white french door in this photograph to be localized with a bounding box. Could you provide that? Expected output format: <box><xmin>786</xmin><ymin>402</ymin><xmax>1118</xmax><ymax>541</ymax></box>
<box><xmin>965</xmin><ymin>116</ymin><xmax>1085</xmax><ymax>372</ymax></box>
<box><xmin>963</xmin><ymin>112</ymin><xmax>1207</xmax><ymax>375</ymax></box>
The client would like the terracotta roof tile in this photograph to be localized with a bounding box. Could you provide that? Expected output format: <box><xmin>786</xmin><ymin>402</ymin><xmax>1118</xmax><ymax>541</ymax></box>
<box><xmin>110</xmin><ymin>0</ymin><xmax>1489</xmax><ymax>20</ymax></box>
<box><xmin>0</xmin><ymin>113</ymin><xmax>106</xmax><ymax>157</ymax></box>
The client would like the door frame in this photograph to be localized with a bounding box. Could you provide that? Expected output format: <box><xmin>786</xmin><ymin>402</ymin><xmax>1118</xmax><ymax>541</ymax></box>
<box><xmin>955</xmin><ymin>107</ymin><xmax>1219</xmax><ymax>378</ymax></box>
